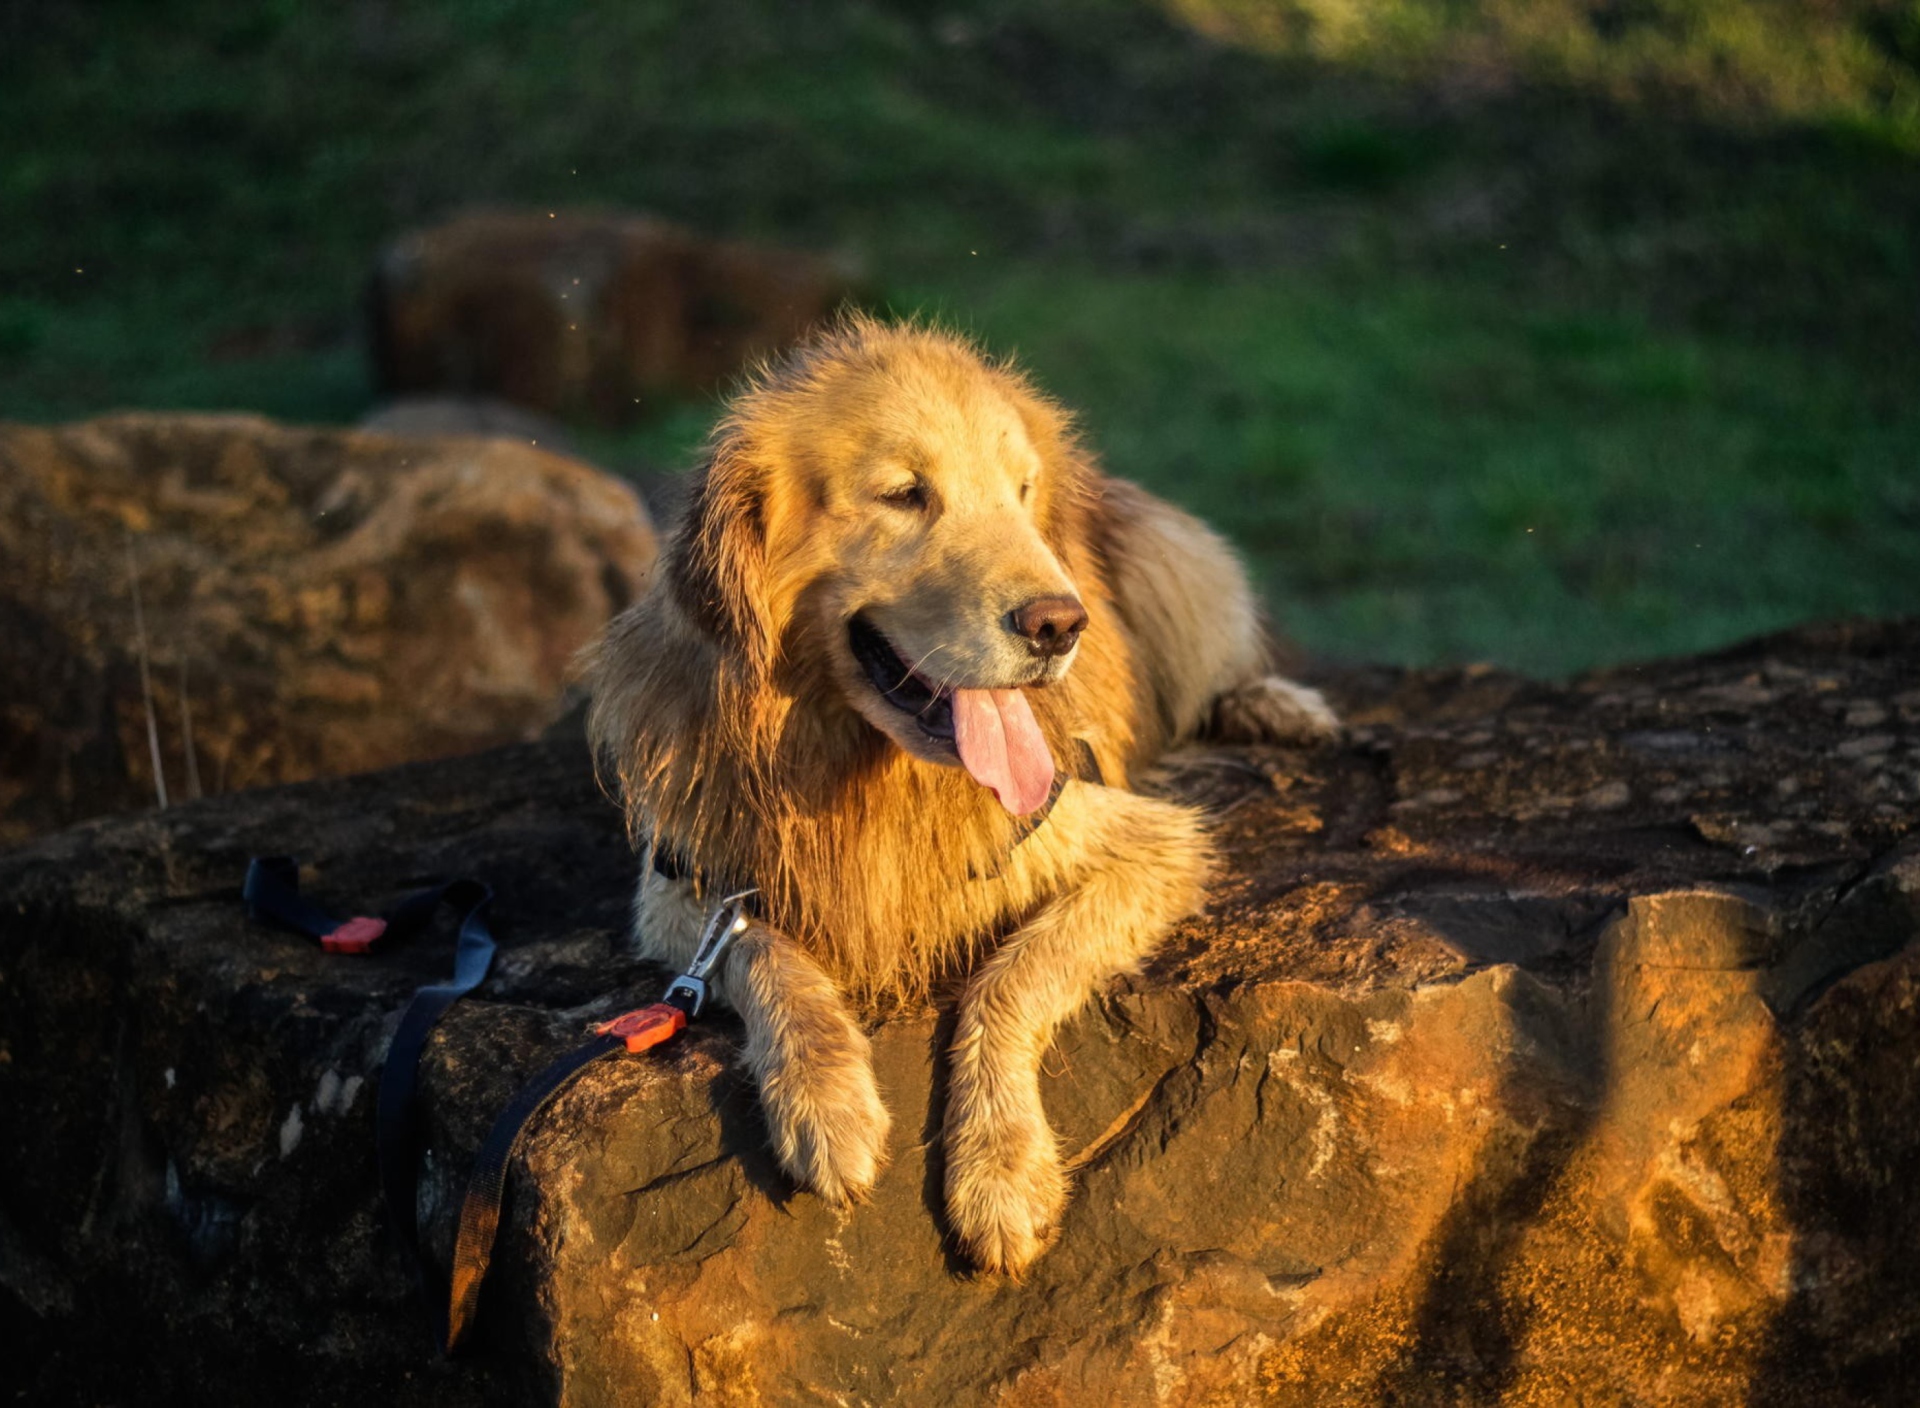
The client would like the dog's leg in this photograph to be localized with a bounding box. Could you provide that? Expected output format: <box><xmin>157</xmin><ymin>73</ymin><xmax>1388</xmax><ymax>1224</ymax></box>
<box><xmin>724</xmin><ymin>924</ymin><xmax>892</xmax><ymax>1204</ymax></box>
<box><xmin>944</xmin><ymin>790</ymin><xmax>1209</xmax><ymax>1275</ymax></box>
<box><xmin>1206</xmin><ymin>673</ymin><xmax>1342</xmax><ymax>745</ymax></box>
<box><xmin>1092</xmin><ymin>476</ymin><xmax>1340</xmax><ymax>747</ymax></box>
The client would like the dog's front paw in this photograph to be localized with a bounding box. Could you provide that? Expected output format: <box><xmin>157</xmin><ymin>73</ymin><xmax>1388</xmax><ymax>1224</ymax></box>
<box><xmin>756</xmin><ymin>1025</ymin><xmax>891</xmax><ymax>1205</ymax></box>
<box><xmin>1210</xmin><ymin>674</ymin><xmax>1343</xmax><ymax>746</ymax></box>
<box><xmin>944</xmin><ymin>1100</ymin><xmax>1067</xmax><ymax>1277</ymax></box>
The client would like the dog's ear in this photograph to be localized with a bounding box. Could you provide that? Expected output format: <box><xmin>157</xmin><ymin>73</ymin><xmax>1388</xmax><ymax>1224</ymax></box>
<box><xmin>668</xmin><ymin>434</ymin><xmax>776</xmax><ymax>676</ymax></box>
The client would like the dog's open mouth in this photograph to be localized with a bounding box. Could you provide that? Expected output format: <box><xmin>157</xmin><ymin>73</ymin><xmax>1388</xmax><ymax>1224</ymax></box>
<box><xmin>848</xmin><ymin>614</ymin><xmax>1056</xmax><ymax>816</ymax></box>
<box><xmin>849</xmin><ymin>613</ymin><xmax>957</xmax><ymax>742</ymax></box>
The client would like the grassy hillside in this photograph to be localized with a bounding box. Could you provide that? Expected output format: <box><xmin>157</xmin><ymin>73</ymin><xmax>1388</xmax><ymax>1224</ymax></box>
<box><xmin>3</xmin><ymin>0</ymin><xmax>1916</xmax><ymax>673</ymax></box>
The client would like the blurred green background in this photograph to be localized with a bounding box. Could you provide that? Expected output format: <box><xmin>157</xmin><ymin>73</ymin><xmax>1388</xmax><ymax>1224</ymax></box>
<box><xmin>3</xmin><ymin>0</ymin><xmax>1917</xmax><ymax>675</ymax></box>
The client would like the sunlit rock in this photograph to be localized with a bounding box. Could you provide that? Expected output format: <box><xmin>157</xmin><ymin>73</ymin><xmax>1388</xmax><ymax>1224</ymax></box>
<box><xmin>2</xmin><ymin>620</ymin><xmax>1916</xmax><ymax>1404</ymax></box>
<box><xmin>0</xmin><ymin>412</ymin><xmax>656</xmax><ymax>842</ymax></box>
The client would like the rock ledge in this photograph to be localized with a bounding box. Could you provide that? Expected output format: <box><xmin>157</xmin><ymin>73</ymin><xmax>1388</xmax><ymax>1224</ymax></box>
<box><xmin>3</xmin><ymin>620</ymin><xmax>1918</xmax><ymax>1405</ymax></box>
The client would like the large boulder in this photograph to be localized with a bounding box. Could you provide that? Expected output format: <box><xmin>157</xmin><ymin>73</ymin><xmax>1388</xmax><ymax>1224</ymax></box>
<box><xmin>2</xmin><ymin>620</ymin><xmax>1917</xmax><ymax>1405</ymax></box>
<box><xmin>0</xmin><ymin>413</ymin><xmax>657</xmax><ymax>844</ymax></box>
<box><xmin>358</xmin><ymin>395</ymin><xmax>579</xmax><ymax>455</ymax></box>
<box><xmin>370</xmin><ymin>210</ymin><xmax>857</xmax><ymax>423</ymax></box>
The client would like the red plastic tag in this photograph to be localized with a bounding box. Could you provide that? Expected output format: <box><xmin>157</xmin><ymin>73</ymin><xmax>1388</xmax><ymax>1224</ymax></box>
<box><xmin>320</xmin><ymin>915</ymin><xmax>387</xmax><ymax>954</ymax></box>
<box><xmin>594</xmin><ymin>1003</ymin><xmax>687</xmax><ymax>1053</ymax></box>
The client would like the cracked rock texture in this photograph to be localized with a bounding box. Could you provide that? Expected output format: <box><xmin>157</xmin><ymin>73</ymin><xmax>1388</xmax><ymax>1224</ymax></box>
<box><xmin>0</xmin><ymin>413</ymin><xmax>656</xmax><ymax>844</ymax></box>
<box><xmin>3</xmin><ymin>619</ymin><xmax>1918</xmax><ymax>1405</ymax></box>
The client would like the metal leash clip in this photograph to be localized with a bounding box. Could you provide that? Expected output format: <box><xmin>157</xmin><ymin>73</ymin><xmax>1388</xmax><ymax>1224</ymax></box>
<box><xmin>661</xmin><ymin>888</ymin><xmax>758</xmax><ymax>1019</ymax></box>
<box><xmin>592</xmin><ymin>888</ymin><xmax>759</xmax><ymax>1051</ymax></box>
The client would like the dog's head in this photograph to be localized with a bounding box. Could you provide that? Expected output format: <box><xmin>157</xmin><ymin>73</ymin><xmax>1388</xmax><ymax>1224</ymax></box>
<box><xmin>669</xmin><ymin>318</ymin><xmax>1095</xmax><ymax>814</ymax></box>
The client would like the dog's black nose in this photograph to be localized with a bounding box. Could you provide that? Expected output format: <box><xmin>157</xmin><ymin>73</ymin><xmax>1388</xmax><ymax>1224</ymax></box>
<box><xmin>1009</xmin><ymin>595</ymin><xmax>1089</xmax><ymax>656</ymax></box>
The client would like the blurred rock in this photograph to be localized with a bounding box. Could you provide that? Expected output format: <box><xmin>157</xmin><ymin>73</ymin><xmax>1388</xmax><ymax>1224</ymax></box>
<box><xmin>0</xmin><ymin>412</ymin><xmax>656</xmax><ymax>844</ymax></box>
<box><xmin>359</xmin><ymin>396</ymin><xmax>577</xmax><ymax>456</ymax></box>
<box><xmin>370</xmin><ymin>209</ymin><xmax>856</xmax><ymax>423</ymax></box>
<box><xmin>3</xmin><ymin>620</ymin><xmax>1918</xmax><ymax>1403</ymax></box>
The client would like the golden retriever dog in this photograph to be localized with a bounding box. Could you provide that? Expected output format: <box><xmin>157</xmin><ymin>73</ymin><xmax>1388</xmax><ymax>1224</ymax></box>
<box><xmin>585</xmin><ymin>316</ymin><xmax>1337</xmax><ymax>1274</ymax></box>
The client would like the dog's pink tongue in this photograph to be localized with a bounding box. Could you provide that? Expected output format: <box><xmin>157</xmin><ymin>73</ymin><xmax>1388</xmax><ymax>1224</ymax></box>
<box><xmin>951</xmin><ymin>687</ymin><xmax>1055</xmax><ymax>816</ymax></box>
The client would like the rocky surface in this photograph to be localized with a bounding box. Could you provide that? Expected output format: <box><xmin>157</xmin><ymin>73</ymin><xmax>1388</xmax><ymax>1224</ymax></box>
<box><xmin>3</xmin><ymin>619</ymin><xmax>1918</xmax><ymax>1405</ymax></box>
<box><xmin>359</xmin><ymin>394</ymin><xmax>580</xmax><ymax>455</ymax></box>
<box><xmin>370</xmin><ymin>209</ymin><xmax>856</xmax><ymax>423</ymax></box>
<box><xmin>0</xmin><ymin>412</ymin><xmax>657</xmax><ymax>844</ymax></box>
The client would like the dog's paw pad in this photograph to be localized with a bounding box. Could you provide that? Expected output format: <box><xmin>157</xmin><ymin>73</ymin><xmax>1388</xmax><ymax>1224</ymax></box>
<box><xmin>1211</xmin><ymin>675</ymin><xmax>1343</xmax><ymax>746</ymax></box>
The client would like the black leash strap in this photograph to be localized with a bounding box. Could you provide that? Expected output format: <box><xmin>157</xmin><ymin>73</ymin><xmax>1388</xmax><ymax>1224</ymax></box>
<box><xmin>243</xmin><ymin>859</ymin><xmax>754</xmax><ymax>1357</ymax></box>
<box><xmin>442</xmin><ymin>887</ymin><xmax>754</xmax><ymax>1352</ymax></box>
<box><xmin>444</xmin><ymin>1029</ymin><xmax>625</xmax><ymax>1342</ymax></box>
<box><xmin>244</xmin><ymin>857</ymin><xmax>495</xmax><ymax>1352</ymax></box>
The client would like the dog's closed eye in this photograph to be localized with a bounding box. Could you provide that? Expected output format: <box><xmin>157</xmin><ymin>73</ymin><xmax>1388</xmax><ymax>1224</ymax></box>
<box><xmin>878</xmin><ymin>480</ymin><xmax>930</xmax><ymax>511</ymax></box>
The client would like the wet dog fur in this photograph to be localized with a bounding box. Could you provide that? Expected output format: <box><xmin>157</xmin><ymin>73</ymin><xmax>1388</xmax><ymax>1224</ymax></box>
<box><xmin>585</xmin><ymin>316</ymin><xmax>1338</xmax><ymax>1274</ymax></box>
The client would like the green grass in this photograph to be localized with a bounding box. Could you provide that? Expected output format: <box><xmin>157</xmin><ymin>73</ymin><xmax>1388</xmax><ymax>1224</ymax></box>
<box><xmin>3</xmin><ymin>0</ymin><xmax>1917</xmax><ymax>674</ymax></box>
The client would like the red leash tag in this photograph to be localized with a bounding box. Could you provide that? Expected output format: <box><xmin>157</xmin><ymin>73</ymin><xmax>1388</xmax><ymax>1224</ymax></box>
<box><xmin>594</xmin><ymin>1003</ymin><xmax>687</xmax><ymax>1053</ymax></box>
<box><xmin>320</xmin><ymin>915</ymin><xmax>387</xmax><ymax>954</ymax></box>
